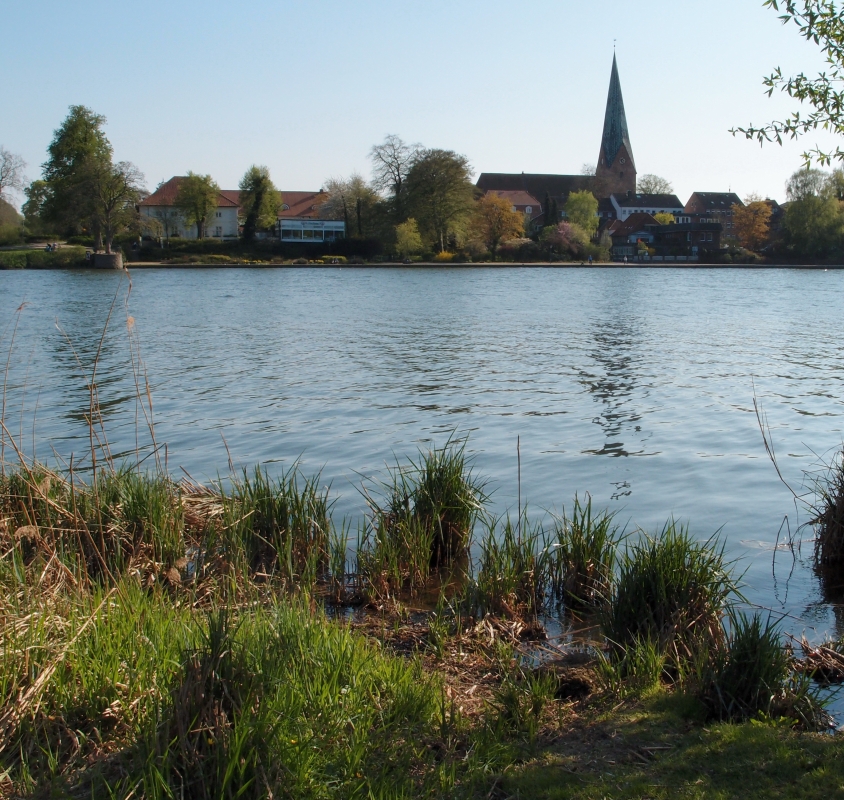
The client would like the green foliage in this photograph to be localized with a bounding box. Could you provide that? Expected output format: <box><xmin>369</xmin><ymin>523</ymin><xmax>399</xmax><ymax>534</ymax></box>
<box><xmin>564</xmin><ymin>190</ymin><xmax>599</xmax><ymax>236</ymax></box>
<box><xmin>359</xmin><ymin>438</ymin><xmax>486</xmax><ymax>596</ymax></box>
<box><xmin>546</xmin><ymin>494</ymin><xmax>620</xmax><ymax>609</ymax></box>
<box><xmin>0</xmin><ymin>222</ymin><xmax>23</xmax><ymax>247</ymax></box>
<box><xmin>471</xmin><ymin>193</ymin><xmax>525</xmax><ymax>260</ymax></box>
<box><xmin>239</xmin><ymin>165</ymin><xmax>281</xmax><ymax>243</ymax></box>
<box><xmin>602</xmin><ymin>521</ymin><xmax>735</xmax><ymax>670</ymax></box>
<box><xmin>734</xmin><ymin>0</ymin><xmax>844</xmax><ymax>166</ymax></box>
<box><xmin>395</xmin><ymin>217</ymin><xmax>423</xmax><ymax>257</ymax></box>
<box><xmin>473</xmin><ymin>512</ymin><xmax>547</xmax><ymax>618</ymax></box>
<box><xmin>0</xmin><ymin>247</ymin><xmax>87</xmax><ymax>269</ymax></box>
<box><xmin>405</xmin><ymin>148</ymin><xmax>476</xmax><ymax>252</ymax></box>
<box><xmin>784</xmin><ymin>194</ymin><xmax>844</xmax><ymax>257</ymax></box>
<box><xmin>222</xmin><ymin>465</ymin><xmax>332</xmax><ymax>588</ymax></box>
<box><xmin>701</xmin><ymin>611</ymin><xmax>822</xmax><ymax>729</ymax></box>
<box><xmin>40</xmin><ymin>105</ymin><xmax>113</xmax><ymax>238</ymax></box>
<box><xmin>596</xmin><ymin>634</ymin><xmax>668</xmax><ymax>697</ymax></box>
<box><xmin>175</xmin><ymin>172</ymin><xmax>220</xmax><ymax>239</ymax></box>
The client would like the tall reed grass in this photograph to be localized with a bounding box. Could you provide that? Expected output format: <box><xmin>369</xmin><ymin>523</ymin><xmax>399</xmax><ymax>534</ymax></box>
<box><xmin>601</xmin><ymin>521</ymin><xmax>735</xmax><ymax>670</ymax></box>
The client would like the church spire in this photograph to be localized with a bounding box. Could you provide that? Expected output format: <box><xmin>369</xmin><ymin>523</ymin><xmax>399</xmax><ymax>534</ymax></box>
<box><xmin>596</xmin><ymin>54</ymin><xmax>636</xmax><ymax>195</ymax></box>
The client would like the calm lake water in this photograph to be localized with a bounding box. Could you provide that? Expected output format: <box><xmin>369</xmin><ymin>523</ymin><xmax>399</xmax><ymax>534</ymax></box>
<box><xmin>2</xmin><ymin>266</ymin><xmax>843</xmax><ymax>639</ymax></box>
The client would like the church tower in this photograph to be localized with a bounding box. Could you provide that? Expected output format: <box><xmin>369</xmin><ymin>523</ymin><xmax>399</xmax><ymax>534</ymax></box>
<box><xmin>595</xmin><ymin>54</ymin><xmax>636</xmax><ymax>196</ymax></box>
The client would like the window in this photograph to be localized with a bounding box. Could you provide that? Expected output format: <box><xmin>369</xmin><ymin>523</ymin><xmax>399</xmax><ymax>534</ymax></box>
<box><xmin>282</xmin><ymin>204</ymin><xmax>290</xmax><ymax>210</ymax></box>
<box><xmin>707</xmin><ymin>233</ymin><xmax>713</xmax><ymax>242</ymax></box>
<box><xmin>216</xmin><ymin>212</ymin><xmax>222</xmax><ymax>218</ymax></box>
<box><xmin>281</xmin><ymin>229</ymin><xmax>302</xmax><ymax>240</ymax></box>
<box><xmin>214</xmin><ymin>226</ymin><xmax>222</xmax><ymax>237</ymax></box>
<box><xmin>526</xmin><ymin>206</ymin><xmax>533</xmax><ymax>214</ymax></box>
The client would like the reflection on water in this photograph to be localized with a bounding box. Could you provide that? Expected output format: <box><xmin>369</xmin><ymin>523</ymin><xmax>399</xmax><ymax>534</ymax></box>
<box><xmin>1</xmin><ymin>266</ymin><xmax>844</xmax><ymax>642</ymax></box>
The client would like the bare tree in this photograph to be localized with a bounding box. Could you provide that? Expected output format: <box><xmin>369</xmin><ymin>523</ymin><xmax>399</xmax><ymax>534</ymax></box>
<box><xmin>319</xmin><ymin>174</ymin><xmax>379</xmax><ymax>236</ymax></box>
<box><xmin>0</xmin><ymin>147</ymin><xmax>27</xmax><ymax>202</ymax></box>
<box><xmin>89</xmin><ymin>160</ymin><xmax>145</xmax><ymax>253</ymax></box>
<box><xmin>369</xmin><ymin>134</ymin><xmax>420</xmax><ymax>219</ymax></box>
<box><xmin>637</xmin><ymin>174</ymin><xmax>674</xmax><ymax>194</ymax></box>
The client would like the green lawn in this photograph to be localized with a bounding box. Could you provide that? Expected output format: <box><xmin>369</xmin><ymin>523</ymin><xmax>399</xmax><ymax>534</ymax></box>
<box><xmin>497</xmin><ymin>693</ymin><xmax>844</xmax><ymax>800</ymax></box>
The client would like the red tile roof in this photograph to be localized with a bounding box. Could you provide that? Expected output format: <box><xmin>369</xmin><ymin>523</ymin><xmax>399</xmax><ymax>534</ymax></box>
<box><xmin>486</xmin><ymin>190</ymin><xmax>541</xmax><ymax>209</ymax></box>
<box><xmin>140</xmin><ymin>177</ymin><xmax>328</xmax><ymax>219</ymax></box>
<box><xmin>611</xmin><ymin>212</ymin><xmax>658</xmax><ymax>237</ymax></box>
<box><xmin>139</xmin><ymin>176</ymin><xmax>238</xmax><ymax>208</ymax></box>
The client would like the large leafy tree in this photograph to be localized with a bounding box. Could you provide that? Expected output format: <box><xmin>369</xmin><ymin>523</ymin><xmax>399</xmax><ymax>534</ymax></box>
<box><xmin>734</xmin><ymin>0</ymin><xmax>844</xmax><ymax>165</ymax></box>
<box><xmin>41</xmin><ymin>106</ymin><xmax>113</xmax><ymax>242</ymax></box>
<box><xmin>239</xmin><ymin>165</ymin><xmax>281</xmax><ymax>243</ymax></box>
<box><xmin>471</xmin><ymin>193</ymin><xmax>525</xmax><ymax>260</ymax></box>
<box><xmin>565</xmin><ymin>190</ymin><xmax>599</xmax><ymax>237</ymax></box>
<box><xmin>370</xmin><ymin>134</ymin><xmax>420</xmax><ymax>221</ymax></box>
<box><xmin>782</xmin><ymin>167</ymin><xmax>844</xmax><ymax>255</ymax></box>
<box><xmin>733</xmin><ymin>200</ymin><xmax>773</xmax><ymax>250</ymax></box>
<box><xmin>175</xmin><ymin>172</ymin><xmax>219</xmax><ymax>239</ymax></box>
<box><xmin>404</xmin><ymin>149</ymin><xmax>475</xmax><ymax>252</ymax></box>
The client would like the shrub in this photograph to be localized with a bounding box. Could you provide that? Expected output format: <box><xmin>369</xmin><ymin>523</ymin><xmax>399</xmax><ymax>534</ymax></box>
<box><xmin>601</xmin><ymin>521</ymin><xmax>735</xmax><ymax>670</ymax></box>
<box><xmin>0</xmin><ymin>250</ymin><xmax>27</xmax><ymax>269</ymax></box>
<box><xmin>320</xmin><ymin>255</ymin><xmax>347</xmax><ymax>264</ymax></box>
<box><xmin>293</xmin><ymin>257</ymin><xmax>308</xmax><ymax>264</ymax></box>
<box><xmin>0</xmin><ymin>247</ymin><xmax>87</xmax><ymax>269</ymax></box>
<box><xmin>0</xmin><ymin>222</ymin><xmax>24</xmax><ymax>246</ymax></box>
<box><xmin>434</xmin><ymin>251</ymin><xmax>454</xmax><ymax>262</ymax></box>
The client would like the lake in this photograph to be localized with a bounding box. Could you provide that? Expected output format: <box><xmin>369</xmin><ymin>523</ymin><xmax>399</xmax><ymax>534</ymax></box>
<box><xmin>2</xmin><ymin>266</ymin><xmax>843</xmax><ymax>638</ymax></box>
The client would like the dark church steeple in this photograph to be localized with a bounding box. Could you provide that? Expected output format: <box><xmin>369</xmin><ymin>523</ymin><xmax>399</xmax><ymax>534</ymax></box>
<box><xmin>595</xmin><ymin>54</ymin><xmax>636</xmax><ymax>195</ymax></box>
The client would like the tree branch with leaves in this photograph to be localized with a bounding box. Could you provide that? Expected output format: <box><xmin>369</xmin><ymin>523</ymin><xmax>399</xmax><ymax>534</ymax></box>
<box><xmin>733</xmin><ymin>0</ymin><xmax>844</xmax><ymax>165</ymax></box>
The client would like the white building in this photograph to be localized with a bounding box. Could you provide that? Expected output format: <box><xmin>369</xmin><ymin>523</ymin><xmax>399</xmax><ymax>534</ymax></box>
<box><xmin>139</xmin><ymin>177</ymin><xmax>239</xmax><ymax>240</ymax></box>
<box><xmin>609</xmin><ymin>192</ymin><xmax>684</xmax><ymax>222</ymax></box>
<box><xmin>139</xmin><ymin>180</ymin><xmax>346</xmax><ymax>243</ymax></box>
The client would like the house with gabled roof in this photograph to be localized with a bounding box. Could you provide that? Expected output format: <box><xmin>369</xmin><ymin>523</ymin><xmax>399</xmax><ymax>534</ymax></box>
<box><xmin>684</xmin><ymin>192</ymin><xmax>743</xmax><ymax>240</ymax></box>
<box><xmin>609</xmin><ymin>192</ymin><xmax>684</xmax><ymax>221</ymax></box>
<box><xmin>139</xmin><ymin>179</ymin><xmax>346</xmax><ymax>243</ymax></box>
<box><xmin>139</xmin><ymin>176</ymin><xmax>240</xmax><ymax>240</ymax></box>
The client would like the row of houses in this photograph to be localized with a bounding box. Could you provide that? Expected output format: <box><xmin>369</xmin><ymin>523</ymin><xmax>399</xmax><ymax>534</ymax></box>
<box><xmin>489</xmin><ymin>187</ymin><xmax>783</xmax><ymax>258</ymax></box>
<box><xmin>139</xmin><ymin>177</ymin><xmax>345</xmax><ymax>243</ymax></box>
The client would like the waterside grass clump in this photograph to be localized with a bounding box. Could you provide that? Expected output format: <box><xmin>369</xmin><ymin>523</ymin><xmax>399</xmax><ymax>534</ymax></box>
<box><xmin>812</xmin><ymin>447</ymin><xmax>844</xmax><ymax>587</ymax></box>
<box><xmin>601</xmin><ymin>521</ymin><xmax>735</xmax><ymax>670</ymax></box>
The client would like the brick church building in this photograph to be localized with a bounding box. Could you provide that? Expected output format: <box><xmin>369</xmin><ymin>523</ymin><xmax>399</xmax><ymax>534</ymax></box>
<box><xmin>476</xmin><ymin>54</ymin><xmax>637</xmax><ymax>224</ymax></box>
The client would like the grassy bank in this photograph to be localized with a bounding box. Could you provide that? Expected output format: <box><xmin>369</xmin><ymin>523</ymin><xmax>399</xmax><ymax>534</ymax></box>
<box><xmin>2</xmin><ymin>287</ymin><xmax>844</xmax><ymax>796</ymax></box>
<box><xmin>1</xmin><ymin>449</ymin><xmax>842</xmax><ymax>797</ymax></box>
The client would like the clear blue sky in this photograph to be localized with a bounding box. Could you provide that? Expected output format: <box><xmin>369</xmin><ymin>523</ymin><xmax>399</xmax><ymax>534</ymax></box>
<box><xmin>1</xmin><ymin>0</ymin><xmax>840</xmax><ymax>206</ymax></box>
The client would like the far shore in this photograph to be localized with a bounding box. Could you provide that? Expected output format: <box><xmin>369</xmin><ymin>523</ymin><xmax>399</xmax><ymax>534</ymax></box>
<box><xmin>118</xmin><ymin>261</ymin><xmax>844</xmax><ymax>270</ymax></box>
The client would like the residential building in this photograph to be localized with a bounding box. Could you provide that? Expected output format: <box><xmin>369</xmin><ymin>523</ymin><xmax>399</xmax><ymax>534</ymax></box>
<box><xmin>651</xmin><ymin>221</ymin><xmax>722</xmax><ymax>258</ymax></box>
<box><xmin>608</xmin><ymin>212</ymin><xmax>658</xmax><ymax>258</ymax></box>
<box><xmin>277</xmin><ymin>190</ymin><xmax>345</xmax><ymax>243</ymax></box>
<box><xmin>140</xmin><ymin>179</ymin><xmax>346</xmax><ymax>243</ymax></box>
<box><xmin>609</xmin><ymin>192</ymin><xmax>684</xmax><ymax>221</ymax></box>
<box><xmin>139</xmin><ymin>177</ymin><xmax>239</xmax><ymax>239</ymax></box>
<box><xmin>684</xmin><ymin>192</ymin><xmax>743</xmax><ymax>240</ymax></box>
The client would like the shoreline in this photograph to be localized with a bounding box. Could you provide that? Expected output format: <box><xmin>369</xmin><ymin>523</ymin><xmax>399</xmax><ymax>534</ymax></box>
<box><xmin>4</xmin><ymin>261</ymin><xmax>840</xmax><ymax>271</ymax></box>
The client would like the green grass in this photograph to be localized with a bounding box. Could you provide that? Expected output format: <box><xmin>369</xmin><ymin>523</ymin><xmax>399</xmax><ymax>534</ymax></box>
<box><xmin>601</xmin><ymin>521</ymin><xmax>736</xmax><ymax>670</ymax></box>
<box><xmin>498</xmin><ymin>693</ymin><xmax>844</xmax><ymax>800</ymax></box>
<box><xmin>359</xmin><ymin>438</ymin><xmax>486</xmax><ymax>598</ymax></box>
<box><xmin>546</xmin><ymin>494</ymin><xmax>621</xmax><ymax>610</ymax></box>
